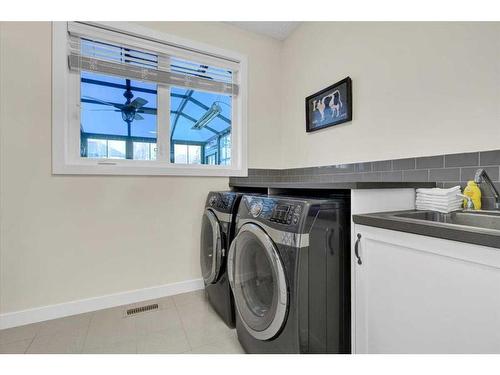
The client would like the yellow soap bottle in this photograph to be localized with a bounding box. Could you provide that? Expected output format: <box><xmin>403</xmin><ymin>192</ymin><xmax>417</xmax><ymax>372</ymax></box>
<box><xmin>463</xmin><ymin>181</ymin><xmax>482</xmax><ymax>210</ymax></box>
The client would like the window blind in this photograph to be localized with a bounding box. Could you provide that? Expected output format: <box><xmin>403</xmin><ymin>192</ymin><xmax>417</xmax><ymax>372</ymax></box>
<box><xmin>67</xmin><ymin>22</ymin><xmax>239</xmax><ymax>96</ymax></box>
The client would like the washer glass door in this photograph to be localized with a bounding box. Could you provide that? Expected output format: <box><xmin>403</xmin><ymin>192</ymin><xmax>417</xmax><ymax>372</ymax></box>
<box><xmin>229</xmin><ymin>223</ymin><xmax>288</xmax><ymax>340</ymax></box>
<box><xmin>200</xmin><ymin>209</ymin><xmax>223</xmax><ymax>284</ymax></box>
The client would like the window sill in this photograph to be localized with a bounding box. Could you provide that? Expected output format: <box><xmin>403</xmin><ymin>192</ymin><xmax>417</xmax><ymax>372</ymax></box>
<box><xmin>52</xmin><ymin>159</ymin><xmax>248</xmax><ymax>177</ymax></box>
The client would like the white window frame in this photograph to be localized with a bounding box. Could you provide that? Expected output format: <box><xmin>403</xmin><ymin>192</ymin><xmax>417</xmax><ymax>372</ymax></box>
<box><xmin>52</xmin><ymin>22</ymin><xmax>248</xmax><ymax>176</ymax></box>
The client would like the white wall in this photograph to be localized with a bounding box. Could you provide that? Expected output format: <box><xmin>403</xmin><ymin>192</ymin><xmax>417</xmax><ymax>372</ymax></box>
<box><xmin>0</xmin><ymin>22</ymin><xmax>282</xmax><ymax>314</ymax></box>
<box><xmin>280</xmin><ymin>22</ymin><xmax>500</xmax><ymax>168</ymax></box>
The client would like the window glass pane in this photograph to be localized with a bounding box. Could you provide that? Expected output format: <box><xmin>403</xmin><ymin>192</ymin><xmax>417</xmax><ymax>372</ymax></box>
<box><xmin>174</xmin><ymin>144</ymin><xmax>188</xmax><ymax>164</ymax></box>
<box><xmin>205</xmin><ymin>154</ymin><xmax>216</xmax><ymax>165</ymax></box>
<box><xmin>107</xmin><ymin>140</ymin><xmax>126</xmax><ymax>159</ymax></box>
<box><xmin>76</xmin><ymin>39</ymin><xmax>238</xmax><ymax>170</ymax></box>
<box><xmin>173</xmin><ymin>144</ymin><xmax>202</xmax><ymax>164</ymax></box>
<box><xmin>169</xmin><ymin>83</ymin><xmax>232</xmax><ymax>166</ymax></box>
<box><xmin>150</xmin><ymin>143</ymin><xmax>157</xmax><ymax>160</ymax></box>
<box><xmin>80</xmin><ymin>71</ymin><xmax>157</xmax><ymax>160</ymax></box>
<box><xmin>220</xmin><ymin>133</ymin><xmax>231</xmax><ymax>165</ymax></box>
<box><xmin>86</xmin><ymin>139</ymin><xmax>107</xmax><ymax>158</ymax></box>
<box><xmin>188</xmin><ymin>145</ymin><xmax>201</xmax><ymax>164</ymax></box>
<box><xmin>133</xmin><ymin>142</ymin><xmax>156</xmax><ymax>160</ymax></box>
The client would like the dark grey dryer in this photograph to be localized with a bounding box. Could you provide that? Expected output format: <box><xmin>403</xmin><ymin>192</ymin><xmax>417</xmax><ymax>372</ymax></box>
<box><xmin>228</xmin><ymin>194</ymin><xmax>351</xmax><ymax>353</ymax></box>
<box><xmin>200</xmin><ymin>191</ymin><xmax>243</xmax><ymax>328</ymax></box>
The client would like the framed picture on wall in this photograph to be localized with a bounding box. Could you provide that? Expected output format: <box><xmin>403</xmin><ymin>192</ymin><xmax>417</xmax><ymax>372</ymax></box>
<box><xmin>305</xmin><ymin>77</ymin><xmax>352</xmax><ymax>132</ymax></box>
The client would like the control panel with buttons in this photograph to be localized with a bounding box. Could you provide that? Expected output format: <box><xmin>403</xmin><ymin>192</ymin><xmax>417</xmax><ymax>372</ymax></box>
<box><xmin>242</xmin><ymin>196</ymin><xmax>305</xmax><ymax>227</ymax></box>
<box><xmin>270</xmin><ymin>203</ymin><xmax>302</xmax><ymax>225</ymax></box>
<box><xmin>209</xmin><ymin>193</ymin><xmax>235</xmax><ymax>211</ymax></box>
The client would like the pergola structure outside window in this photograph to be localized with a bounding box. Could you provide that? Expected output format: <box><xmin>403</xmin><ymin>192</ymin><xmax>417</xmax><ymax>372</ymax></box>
<box><xmin>52</xmin><ymin>22</ymin><xmax>247</xmax><ymax>176</ymax></box>
<box><xmin>80</xmin><ymin>71</ymin><xmax>159</xmax><ymax>161</ymax></box>
<box><xmin>170</xmin><ymin>85</ymin><xmax>232</xmax><ymax>165</ymax></box>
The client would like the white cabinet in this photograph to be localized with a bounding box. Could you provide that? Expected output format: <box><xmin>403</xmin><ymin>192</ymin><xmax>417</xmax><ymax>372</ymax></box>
<box><xmin>350</xmin><ymin>188</ymin><xmax>417</xmax><ymax>352</ymax></box>
<box><xmin>352</xmin><ymin>224</ymin><xmax>500</xmax><ymax>354</ymax></box>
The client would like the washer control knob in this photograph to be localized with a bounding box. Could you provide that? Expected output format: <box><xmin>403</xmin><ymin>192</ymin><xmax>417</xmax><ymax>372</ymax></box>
<box><xmin>250</xmin><ymin>201</ymin><xmax>263</xmax><ymax>218</ymax></box>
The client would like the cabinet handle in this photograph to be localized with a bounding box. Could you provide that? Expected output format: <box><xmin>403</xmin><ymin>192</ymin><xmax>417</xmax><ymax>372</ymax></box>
<box><xmin>326</xmin><ymin>228</ymin><xmax>335</xmax><ymax>255</ymax></box>
<box><xmin>354</xmin><ymin>233</ymin><xmax>362</xmax><ymax>265</ymax></box>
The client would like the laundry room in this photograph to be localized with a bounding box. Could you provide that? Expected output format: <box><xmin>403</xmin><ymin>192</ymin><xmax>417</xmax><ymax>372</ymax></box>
<box><xmin>1</xmin><ymin>1</ymin><xmax>500</xmax><ymax>374</ymax></box>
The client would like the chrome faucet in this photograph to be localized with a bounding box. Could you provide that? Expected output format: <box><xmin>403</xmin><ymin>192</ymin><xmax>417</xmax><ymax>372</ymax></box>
<box><xmin>474</xmin><ymin>168</ymin><xmax>500</xmax><ymax>210</ymax></box>
<box><xmin>457</xmin><ymin>193</ymin><xmax>475</xmax><ymax>210</ymax></box>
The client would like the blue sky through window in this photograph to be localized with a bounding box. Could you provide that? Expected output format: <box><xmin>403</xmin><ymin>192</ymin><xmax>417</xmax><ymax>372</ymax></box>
<box><xmin>81</xmin><ymin>71</ymin><xmax>158</xmax><ymax>139</ymax></box>
<box><xmin>170</xmin><ymin>87</ymin><xmax>232</xmax><ymax>144</ymax></box>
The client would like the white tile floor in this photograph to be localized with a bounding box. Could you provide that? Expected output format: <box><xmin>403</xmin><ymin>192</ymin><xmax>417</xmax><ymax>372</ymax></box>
<box><xmin>0</xmin><ymin>290</ymin><xmax>245</xmax><ymax>354</ymax></box>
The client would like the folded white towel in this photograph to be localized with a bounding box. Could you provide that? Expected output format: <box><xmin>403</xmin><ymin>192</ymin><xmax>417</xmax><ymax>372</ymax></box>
<box><xmin>417</xmin><ymin>195</ymin><xmax>462</xmax><ymax>204</ymax></box>
<box><xmin>416</xmin><ymin>199</ymin><xmax>462</xmax><ymax>208</ymax></box>
<box><xmin>416</xmin><ymin>207</ymin><xmax>461</xmax><ymax>214</ymax></box>
<box><xmin>416</xmin><ymin>186</ymin><xmax>461</xmax><ymax>196</ymax></box>
<box><xmin>416</xmin><ymin>197</ymin><xmax>462</xmax><ymax>205</ymax></box>
<box><xmin>416</xmin><ymin>193</ymin><xmax>462</xmax><ymax>200</ymax></box>
<box><xmin>416</xmin><ymin>208</ymin><xmax>461</xmax><ymax>214</ymax></box>
<box><xmin>417</xmin><ymin>191</ymin><xmax>461</xmax><ymax>198</ymax></box>
<box><xmin>416</xmin><ymin>201</ymin><xmax>461</xmax><ymax>207</ymax></box>
<box><xmin>416</xmin><ymin>203</ymin><xmax>462</xmax><ymax>213</ymax></box>
<box><xmin>415</xmin><ymin>185</ymin><xmax>463</xmax><ymax>213</ymax></box>
<box><xmin>416</xmin><ymin>195</ymin><xmax>462</xmax><ymax>202</ymax></box>
<box><xmin>416</xmin><ymin>203</ymin><xmax>462</xmax><ymax>210</ymax></box>
<box><xmin>416</xmin><ymin>205</ymin><xmax>462</xmax><ymax>213</ymax></box>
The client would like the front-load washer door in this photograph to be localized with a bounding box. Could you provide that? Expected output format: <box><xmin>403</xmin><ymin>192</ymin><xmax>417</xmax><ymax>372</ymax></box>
<box><xmin>200</xmin><ymin>209</ymin><xmax>223</xmax><ymax>285</ymax></box>
<box><xmin>228</xmin><ymin>223</ymin><xmax>288</xmax><ymax>341</ymax></box>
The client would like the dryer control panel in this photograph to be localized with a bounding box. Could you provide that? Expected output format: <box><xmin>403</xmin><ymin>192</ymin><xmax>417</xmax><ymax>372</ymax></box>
<box><xmin>243</xmin><ymin>196</ymin><xmax>304</xmax><ymax>228</ymax></box>
<box><xmin>270</xmin><ymin>203</ymin><xmax>302</xmax><ymax>225</ymax></box>
<box><xmin>207</xmin><ymin>192</ymin><xmax>237</xmax><ymax>212</ymax></box>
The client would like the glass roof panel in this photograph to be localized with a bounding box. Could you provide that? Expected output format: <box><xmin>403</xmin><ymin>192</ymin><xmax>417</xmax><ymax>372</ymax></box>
<box><xmin>170</xmin><ymin>95</ymin><xmax>183</xmax><ymax>111</ymax></box>
<box><xmin>81</xmin><ymin>71</ymin><xmax>157</xmax><ymax>139</ymax></box>
<box><xmin>171</xmin><ymin>116</ymin><xmax>213</xmax><ymax>142</ymax></box>
<box><xmin>130</xmin><ymin>112</ymin><xmax>157</xmax><ymax>138</ymax></box>
<box><xmin>190</xmin><ymin>91</ymin><xmax>232</xmax><ymax>119</ymax></box>
<box><xmin>204</xmin><ymin>116</ymin><xmax>230</xmax><ymax>133</ymax></box>
<box><xmin>182</xmin><ymin>100</ymin><xmax>209</xmax><ymax>119</ymax></box>
<box><xmin>170</xmin><ymin>86</ymin><xmax>232</xmax><ymax>143</ymax></box>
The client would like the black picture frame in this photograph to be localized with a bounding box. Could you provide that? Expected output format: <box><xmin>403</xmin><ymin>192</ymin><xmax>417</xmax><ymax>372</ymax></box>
<box><xmin>305</xmin><ymin>77</ymin><xmax>352</xmax><ymax>132</ymax></box>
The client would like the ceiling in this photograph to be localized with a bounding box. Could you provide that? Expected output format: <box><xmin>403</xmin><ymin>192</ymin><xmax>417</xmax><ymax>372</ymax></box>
<box><xmin>226</xmin><ymin>22</ymin><xmax>301</xmax><ymax>41</ymax></box>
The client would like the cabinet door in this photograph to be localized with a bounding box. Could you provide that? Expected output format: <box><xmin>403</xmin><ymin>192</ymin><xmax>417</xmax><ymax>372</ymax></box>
<box><xmin>350</xmin><ymin>188</ymin><xmax>416</xmax><ymax>352</ymax></box>
<box><xmin>353</xmin><ymin>225</ymin><xmax>500</xmax><ymax>354</ymax></box>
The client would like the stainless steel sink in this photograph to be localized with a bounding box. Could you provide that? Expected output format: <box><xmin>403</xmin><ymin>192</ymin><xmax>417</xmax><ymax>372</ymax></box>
<box><xmin>393</xmin><ymin>210</ymin><xmax>500</xmax><ymax>231</ymax></box>
<box><xmin>353</xmin><ymin>209</ymin><xmax>500</xmax><ymax>249</ymax></box>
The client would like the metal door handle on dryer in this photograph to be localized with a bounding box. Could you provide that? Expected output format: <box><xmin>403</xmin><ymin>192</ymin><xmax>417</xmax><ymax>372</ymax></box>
<box><xmin>354</xmin><ymin>233</ymin><xmax>362</xmax><ymax>265</ymax></box>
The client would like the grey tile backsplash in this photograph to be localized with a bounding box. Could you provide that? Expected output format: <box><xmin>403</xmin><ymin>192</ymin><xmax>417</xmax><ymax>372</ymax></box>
<box><xmin>415</xmin><ymin>155</ymin><xmax>444</xmax><ymax>169</ymax></box>
<box><xmin>392</xmin><ymin>158</ymin><xmax>416</xmax><ymax>171</ymax></box>
<box><xmin>230</xmin><ymin>149</ymin><xmax>500</xmax><ymax>209</ymax></box>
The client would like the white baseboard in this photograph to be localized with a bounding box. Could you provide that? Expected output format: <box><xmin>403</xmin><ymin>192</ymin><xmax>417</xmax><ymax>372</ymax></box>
<box><xmin>0</xmin><ymin>278</ymin><xmax>204</xmax><ymax>330</ymax></box>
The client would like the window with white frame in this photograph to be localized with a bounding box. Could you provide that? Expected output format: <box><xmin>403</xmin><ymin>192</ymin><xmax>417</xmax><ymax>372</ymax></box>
<box><xmin>52</xmin><ymin>22</ymin><xmax>247</xmax><ymax>176</ymax></box>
